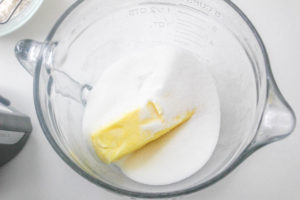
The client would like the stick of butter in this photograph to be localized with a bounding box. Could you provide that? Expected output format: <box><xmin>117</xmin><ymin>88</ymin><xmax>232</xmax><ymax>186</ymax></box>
<box><xmin>91</xmin><ymin>101</ymin><xmax>195</xmax><ymax>163</ymax></box>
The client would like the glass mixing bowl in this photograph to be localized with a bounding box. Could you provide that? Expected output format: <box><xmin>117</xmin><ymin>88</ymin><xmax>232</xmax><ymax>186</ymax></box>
<box><xmin>14</xmin><ymin>0</ymin><xmax>296</xmax><ymax>198</ymax></box>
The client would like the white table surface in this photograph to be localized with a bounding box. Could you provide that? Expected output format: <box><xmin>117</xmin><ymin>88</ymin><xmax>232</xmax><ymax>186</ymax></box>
<box><xmin>0</xmin><ymin>0</ymin><xmax>299</xmax><ymax>199</ymax></box>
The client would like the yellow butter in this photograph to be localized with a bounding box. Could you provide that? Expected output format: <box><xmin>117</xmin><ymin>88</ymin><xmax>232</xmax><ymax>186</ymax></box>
<box><xmin>91</xmin><ymin>102</ymin><xmax>194</xmax><ymax>163</ymax></box>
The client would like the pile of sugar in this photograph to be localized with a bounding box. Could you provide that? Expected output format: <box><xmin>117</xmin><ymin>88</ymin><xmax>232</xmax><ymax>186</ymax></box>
<box><xmin>82</xmin><ymin>45</ymin><xmax>220</xmax><ymax>185</ymax></box>
<box><xmin>0</xmin><ymin>0</ymin><xmax>32</xmax><ymax>23</ymax></box>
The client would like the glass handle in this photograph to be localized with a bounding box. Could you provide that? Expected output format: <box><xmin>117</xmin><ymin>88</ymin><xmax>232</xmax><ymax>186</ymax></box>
<box><xmin>15</xmin><ymin>39</ymin><xmax>92</xmax><ymax>105</ymax></box>
<box><xmin>50</xmin><ymin>69</ymin><xmax>92</xmax><ymax>105</ymax></box>
<box><xmin>248</xmin><ymin>79</ymin><xmax>296</xmax><ymax>151</ymax></box>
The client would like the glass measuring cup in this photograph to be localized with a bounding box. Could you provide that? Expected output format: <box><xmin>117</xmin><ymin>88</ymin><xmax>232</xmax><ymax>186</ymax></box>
<box><xmin>14</xmin><ymin>0</ymin><xmax>296</xmax><ymax>198</ymax></box>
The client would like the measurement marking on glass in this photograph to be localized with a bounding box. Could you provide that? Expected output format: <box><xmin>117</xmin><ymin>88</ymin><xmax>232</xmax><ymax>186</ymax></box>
<box><xmin>150</xmin><ymin>6</ymin><xmax>171</xmax><ymax>14</ymax></box>
<box><xmin>175</xmin><ymin>29</ymin><xmax>206</xmax><ymax>40</ymax></box>
<box><xmin>172</xmin><ymin>33</ymin><xmax>204</xmax><ymax>47</ymax></box>
<box><xmin>152</xmin><ymin>21</ymin><xmax>167</xmax><ymax>28</ymax></box>
<box><xmin>140</xmin><ymin>1</ymin><xmax>175</xmax><ymax>7</ymax></box>
<box><xmin>177</xmin><ymin>4</ymin><xmax>207</xmax><ymax>16</ymax></box>
<box><xmin>128</xmin><ymin>6</ymin><xmax>170</xmax><ymax>16</ymax></box>
<box><xmin>176</xmin><ymin>10</ymin><xmax>207</xmax><ymax>23</ymax></box>
<box><xmin>180</xmin><ymin>1</ymin><xmax>221</xmax><ymax>18</ymax></box>
<box><xmin>176</xmin><ymin>18</ymin><xmax>207</xmax><ymax>30</ymax></box>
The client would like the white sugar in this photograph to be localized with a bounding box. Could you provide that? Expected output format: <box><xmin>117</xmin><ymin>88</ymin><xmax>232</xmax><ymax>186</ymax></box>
<box><xmin>82</xmin><ymin>45</ymin><xmax>220</xmax><ymax>185</ymax></box>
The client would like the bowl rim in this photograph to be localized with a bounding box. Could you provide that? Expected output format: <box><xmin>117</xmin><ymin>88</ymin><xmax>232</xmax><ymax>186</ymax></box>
<box><xmin>32</xmin><ymin>0</ymin><xmax>281</xmax><ymax>198</ymax></box>
<box><xmin>0</xmin><ymin>0</ymin><xmax>44</xmax><ymax>37</ymax></box>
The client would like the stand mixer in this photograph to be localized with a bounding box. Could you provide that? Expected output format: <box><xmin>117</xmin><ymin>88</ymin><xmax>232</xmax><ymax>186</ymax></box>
<box><xmin>0</xmin><ymin>95</ymin><xmax>32</xmax><ymax>166</ymax></box>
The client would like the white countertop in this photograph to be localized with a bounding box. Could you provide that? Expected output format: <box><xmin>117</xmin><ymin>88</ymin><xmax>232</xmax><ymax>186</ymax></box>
<box><xmin>0</xmin><ymin>0</ymin><xmax>299</xmax><ymax>199</ymax></box>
